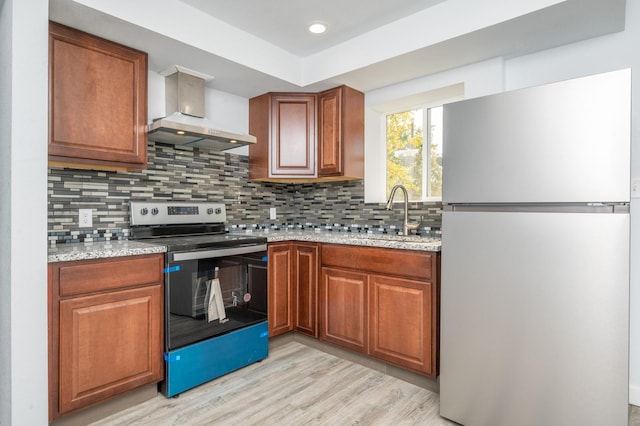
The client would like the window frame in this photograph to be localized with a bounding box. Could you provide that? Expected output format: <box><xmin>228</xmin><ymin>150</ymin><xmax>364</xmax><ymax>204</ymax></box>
<box><xmin>363</xmin><ymin>82</ymin><xmax>465</xmax><ymax>204</ymax></box>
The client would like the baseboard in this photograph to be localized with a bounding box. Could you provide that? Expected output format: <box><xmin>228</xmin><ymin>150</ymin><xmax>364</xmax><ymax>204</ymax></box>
<box><xmin>630</xmin><ymin>384</ymin><xmax>640</xmax><ymax>407</ymax></box>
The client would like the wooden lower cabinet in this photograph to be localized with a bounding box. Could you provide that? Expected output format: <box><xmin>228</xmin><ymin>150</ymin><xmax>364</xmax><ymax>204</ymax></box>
<box><xmin>320</xmin><ymin>267</ymin><xmax>368</xmax><ymax>353</ymax></box>
<box><xmin>268</xmin><ymin>241</ymin><xmax>439</xmax><ymax>378</ymax></box>
<box><xmin>49</xmin><ymin>254</ymin><xmax>164</xmax><ymax>420</ymax></box>
<box><xmin>268</xmin><ymin>242</ymin><xmax>319</xmax><ymax>337</ymax></box>
<box><xmin>268</xmin><ymin>243</ymin><xmax>294</xmax><ymax>336</ymax></box>
<box><xmin>320</xmin><ymin>244</ymin><xmax>439</xmax><ymax>378</ymax></box>
<box><xmin>369</xmin><ymin>274</ymin><xmax>435</xmax><ymax>375</ymax></box>
<box><xmin>293</xmin><ymin>243</ymin><xmax>319</xmax><ymax>337</ymax></box>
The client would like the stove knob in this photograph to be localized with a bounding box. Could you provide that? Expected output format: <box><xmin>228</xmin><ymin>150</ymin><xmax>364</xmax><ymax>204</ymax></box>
<box><xmin>151</xmin><ymin>208</ymin><xmax>159</xmax><ymax>215</ymax></box>
<box><xmin>207</xmin><ymin>208</ymin><xmax>214</xmax><ymax>215</ymax></box>
<box><xmin>140</xmin><ymin>208</ymin><xmax>148</xmax><ymax>215</ymax></box>
<box><xmin>215</xmin><ymin>208</ymin><xmax>222</xmax><ymax>215</ymax></box>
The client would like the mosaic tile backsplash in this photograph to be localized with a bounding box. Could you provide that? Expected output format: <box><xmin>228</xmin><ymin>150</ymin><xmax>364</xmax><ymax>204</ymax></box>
<box><xmin>48</xmin><ymin>142</ymin><xmax>442</xmax><ymax>244</ymax></box>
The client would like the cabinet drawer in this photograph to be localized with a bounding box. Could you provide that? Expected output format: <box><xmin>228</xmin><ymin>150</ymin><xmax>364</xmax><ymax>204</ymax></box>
<box><xmin>56</xmin><ymin>255</ymin><xmax>164</xmax><ymax>297</ymax></box>
<box><xmin>321</xmin><ymin>244</ymin><xmax>434</xmax><ymax>280</ymax></box>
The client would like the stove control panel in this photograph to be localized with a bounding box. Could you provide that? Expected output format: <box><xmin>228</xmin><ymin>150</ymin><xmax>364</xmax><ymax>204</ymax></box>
<box><xmin>130</xmin><ymin>201</ymin><xmax>226</xmax><ymax>226</ymax></box>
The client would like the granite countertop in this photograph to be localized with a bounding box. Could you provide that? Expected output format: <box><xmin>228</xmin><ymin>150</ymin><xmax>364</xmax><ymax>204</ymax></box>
<box><xmin>241</xmin><ymin>230</ymin><xmax>441</xmax><ymax>252</ymax></box>
<box><xmin>48</xmin><ymin>230</ymin><xmax>440</xmax><ymax>263</ymax></box>
<box><xmin>48</xmin><ymin>240</ymin><xmax>166</xmax><ymax>263</ymax></box>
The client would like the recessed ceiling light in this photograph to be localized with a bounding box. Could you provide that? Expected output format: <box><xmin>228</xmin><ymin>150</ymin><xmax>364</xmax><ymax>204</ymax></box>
<box><xmin>308</xmin><ymin>23</ymin><xmax>327</xmax><ymax>34</ymax></box>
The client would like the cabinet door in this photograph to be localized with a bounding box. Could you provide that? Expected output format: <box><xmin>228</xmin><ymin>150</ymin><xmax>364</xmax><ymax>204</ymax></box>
<box><xmin>369</xmin><ymin>274</ymin><xmax>435</xmax><ymax>376</ymax></box>
<box><xmin>270</xmin><ymin>94</ymin><xmax>316</xmax><ymax>177</ymax></box>
<box><xmin>268</xmin><ymin>243</ymin><xmax>294</xmax><ymax>336</ymax></box>
<box><xmin>319</xmin><ymin>86</ymin><xmax>364</xmax><ymax>179</ymax></box>
<box><xmin>293</xmin><ymin>243</ymin><xmax>318</xmax><ymax>337</ymax></box>
<box><xmin>318</xmin><ymin>88</ymin><xmax>342</xmax><ymax>176</ymax></box>
<box><xmin>48</xmin><ymin>22</ymin><xmax>147</xmax><ymax>169</ymax></box>
<box><xmin>320</xmin><ymin>267</ymin><xmax>368</xmax><ymax>353</ymax></box>
<box><xmin>58</xmin><ymin>285</ymin><xmax>163</xmax><ymax>414</ymax></box>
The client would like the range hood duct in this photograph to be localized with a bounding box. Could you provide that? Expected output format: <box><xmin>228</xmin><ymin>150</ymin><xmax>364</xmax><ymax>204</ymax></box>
<box><xmin>147</xmin><ymin>67</ymin><xmax>256</xmax><ymax>150</ymax></box>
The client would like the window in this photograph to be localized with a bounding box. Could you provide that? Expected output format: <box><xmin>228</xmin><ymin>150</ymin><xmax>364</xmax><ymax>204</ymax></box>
<box><xmin>363</xmin><ymin>82</ymin><xmax>463</xmax><ymax>204</ymax></box>
<box><xmin>386</xmin><ymin>106</ymin><xmax>443</xmax><ymax>201</ymax></box>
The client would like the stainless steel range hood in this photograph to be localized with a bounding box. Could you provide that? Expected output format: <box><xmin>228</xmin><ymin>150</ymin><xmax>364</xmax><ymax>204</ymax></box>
<box><xmin>148</xmin><ymin>66</ymin><xmax>256</xmax><ymax>150</ymax></box>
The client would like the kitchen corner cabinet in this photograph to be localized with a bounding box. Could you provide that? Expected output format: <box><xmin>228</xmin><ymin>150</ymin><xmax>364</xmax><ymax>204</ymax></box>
<box><xmin>320</xmin><ymin>244</ymin><xmax>439</xmax><ymax>377</ymax></box>
<box><xmin>249</xmin><ymin>86</ymin><xmax>364</xmax><ymax>182</ymax></box>
<box><xmin>268</xmin><ymin>242</ymin><xmax>319</xmax><ymax>337</ymax></box>
<box><xmin>249</xmin><ymin>94</ymin><xmax>317</xmax><ymax>180</ymax></box>
<box><xmin>48</xmin><ymin>254</ymin><xmax>164</xmax><ymax>420</ymax></box>
<box><xmin>48</xmin><ymin>21</ymin><xmax>148</xmax><ymax>171</ymax></box>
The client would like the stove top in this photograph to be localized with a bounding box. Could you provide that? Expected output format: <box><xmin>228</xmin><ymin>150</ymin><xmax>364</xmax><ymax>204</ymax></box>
<box><xmin>129</xmin><ymin>201</ymin><xmax>266</xmax><ymax>252</ymax></box>
<box><xmin>144</xmin><ymin>233</ymin><xmax>267</xmax><ymax>252</ymax></box>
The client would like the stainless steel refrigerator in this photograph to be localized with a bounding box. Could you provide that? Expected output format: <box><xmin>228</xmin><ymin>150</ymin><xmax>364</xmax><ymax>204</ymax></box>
<box><xmin>439</xmin><ymin>69</ymin><xmax>631</xmax><ymax>426</ymax></box>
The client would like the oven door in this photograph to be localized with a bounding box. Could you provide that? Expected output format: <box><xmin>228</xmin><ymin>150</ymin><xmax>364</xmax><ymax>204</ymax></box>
<box><xmin>165</xmin><ymin>244</ymin><xmax>267</xmax><ymax>351</ymax></box>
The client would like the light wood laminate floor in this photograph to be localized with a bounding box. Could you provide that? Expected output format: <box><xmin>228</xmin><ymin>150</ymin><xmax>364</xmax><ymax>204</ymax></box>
<box><xmin>91</xmin><ymin>341</ymin><xmax>454</xmax><ymax>425</ymax></box>
<box><xmin>90</xmin><ymin>339</ymin><xmax>640</xmax><ymax>425</ymax></box>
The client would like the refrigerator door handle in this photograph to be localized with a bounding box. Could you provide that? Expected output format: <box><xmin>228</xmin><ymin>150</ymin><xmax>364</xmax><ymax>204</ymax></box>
<box><xmin>442</xmin><ymin>202</ymin><xmax>629</xmax><ymax>214</ymax></box>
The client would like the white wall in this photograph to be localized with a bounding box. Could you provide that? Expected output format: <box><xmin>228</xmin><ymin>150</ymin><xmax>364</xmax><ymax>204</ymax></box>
<box><xmin>0</xmin><ymin>0</ymin><xmax>49</xmax><ymax>424</ymax></box>
<box><xmin>503</xmin><ymin>0</ymin><xmax>640</xmax><ymax>405</ymax></box>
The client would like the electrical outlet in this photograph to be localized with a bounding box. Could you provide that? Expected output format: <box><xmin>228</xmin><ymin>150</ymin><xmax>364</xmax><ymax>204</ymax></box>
<box><xmin>269</xmin><ymin>207</ymin><xmax>277</xmax><ymax>220</ymax></box>
<box><xmin>79</xmin><ymin>209</ymin><xmax>93</xmax><ymax>228</ymax></box>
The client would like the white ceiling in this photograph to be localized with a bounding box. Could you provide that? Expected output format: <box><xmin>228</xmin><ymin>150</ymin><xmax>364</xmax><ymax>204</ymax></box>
<box><xmin>49</xmin><ymin>0</ymin><xmax>626</xmax><ymax>98</ymax></box>
<box><xmin>179</xmin><ymin>0</ymin><xmax>447</xmax><ymax>57</ymax></box>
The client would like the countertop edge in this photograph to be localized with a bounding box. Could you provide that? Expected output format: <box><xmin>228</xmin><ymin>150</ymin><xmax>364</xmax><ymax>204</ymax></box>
<box><xmin>249</xmin><ymin>231</ymin><xmax>441</xmax><ymax>252</ymax></box>
<box><xmin>48</xmin><ymin>241</ymin><xmax>167</xmax><ymax>263</ymax></box>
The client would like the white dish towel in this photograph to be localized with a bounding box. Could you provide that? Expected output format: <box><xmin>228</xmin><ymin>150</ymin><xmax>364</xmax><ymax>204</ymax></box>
<box><xmin>206</xmin><ymin>278</ymin><xmax>227</xmax><ymax>323</ymax></box>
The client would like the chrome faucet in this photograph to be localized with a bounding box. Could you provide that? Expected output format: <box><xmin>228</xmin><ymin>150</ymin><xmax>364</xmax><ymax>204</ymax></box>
<box><xmin>385</xmin><ymin>184</ymin><xmax>421</xmax><ymax>235</ymax></box>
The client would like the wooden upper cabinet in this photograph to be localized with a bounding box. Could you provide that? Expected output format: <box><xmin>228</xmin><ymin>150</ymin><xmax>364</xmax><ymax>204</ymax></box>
<box><xmin>249</xmin><ymin>86</ymin><xmax>364</xmax><ymax>182</ymax></box>
<box><xmin>48</xmin><ymin>22</ymin><xmax>148</xmax><ymax>170</ymax></box>
<box><xmin>249</xmin><ymin>93</ymin><xmax>316</xmax><ymax>180</ymax></box>
<box><xmin>271</xmin><ymin>94</ymin><xmax>316</xmax><ymax>176</ymax></box>
<box><xmin>318</xmin><ymin>88</ymin><xmax>342</xmax><ymax>176</ymax></box>
<box><xmin>318</xmin><ymin>86</ymin><xmax>364</xmax><ymax>179</ymax></box>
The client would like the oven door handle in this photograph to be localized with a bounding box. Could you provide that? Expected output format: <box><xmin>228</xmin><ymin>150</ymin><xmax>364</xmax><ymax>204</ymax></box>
<box><xmin>171</xmin><ymin>244</ymin><xmax>268</xmax><ymax>262</ymax></box>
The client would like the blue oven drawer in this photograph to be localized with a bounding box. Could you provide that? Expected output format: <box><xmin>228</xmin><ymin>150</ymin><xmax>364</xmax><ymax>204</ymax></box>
<box><xmin>162</xmin><ymin>321</ymin><xmax>269</xmax><ymax>397</ymax></box>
